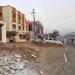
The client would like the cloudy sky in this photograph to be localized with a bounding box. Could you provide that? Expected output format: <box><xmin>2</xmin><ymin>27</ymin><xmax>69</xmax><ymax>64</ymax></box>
<box><xmin>0</xmin><ymin>0</ymin><xmax>75</xmax><ymax>34</ymax></box>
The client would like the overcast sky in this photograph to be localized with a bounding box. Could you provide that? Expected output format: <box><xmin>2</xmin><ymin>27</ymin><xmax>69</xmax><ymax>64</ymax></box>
<box><xmin>0</xmin><ymin>0</ymin><xmax>75</xmax><ymax>34</ymax></box>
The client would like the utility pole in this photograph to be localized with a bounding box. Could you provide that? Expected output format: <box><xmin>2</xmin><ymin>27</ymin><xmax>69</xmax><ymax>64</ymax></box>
<box><xmin>32</xmin><ymin>9</ymin><xmax>36</xmax><ymax>22</ymax></box>
<box><xmin>32</xmin><ymin>9</ymin><xmax>36</xmax><ymax>39</ymax></box>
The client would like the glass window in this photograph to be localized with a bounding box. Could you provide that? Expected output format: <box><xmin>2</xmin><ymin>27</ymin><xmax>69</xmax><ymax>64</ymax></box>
<box><xmin>13</xmin><ymin>24</ymin><xmax>16</xmax><ymax>28</ymax></box>
<box><xmin>19</xmin><ymin>35</ymin><xmax>26</xmax><ymax>39</ymax></box>
<box><xmin>29</xmin><ymin>24</ymin><xmax>32</xmax><ymax>31</ymax></box>
<box><xmin>13</xmin><ymin>24</ymin><xmax>16</xmax><ymax>31</ymax></box>
<box><xmin>53</xmin><ymin>38</ymin><xmax>57</xmax><ymax>41</ymax></box>
<box><xmin>19</xmin><ymin>35</ymin><xmax>22</xmax><ymax>39</ymax></box>
<box><xmin>23</xmin><ymin>35</ymin><xmax>26</xmax><ymax>39</ymax></box>
<box><xmin>0</xmin><ymin>13</ymin><xmax>2</xmax><ymax>16</ymax></box>
<box><xmin>45</xmin><ymin>38</ymin><xmax>48</xmax><ymax>40</ymax></box>
<box><xmin>18</xmin><ymin>26</ymin><xmax>21</xmax><ymax>30</ymax></box>
<box><xmin>49</xmin><ymin>38</ymin><xmax>52</xmax><ymax>40</ymax></box>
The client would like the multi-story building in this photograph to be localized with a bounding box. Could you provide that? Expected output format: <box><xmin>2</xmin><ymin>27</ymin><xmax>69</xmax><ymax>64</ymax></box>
<box><xmin>0</xmin><ymin>5</ymin><xmax>27</xmax><ymax>43</ymax></box>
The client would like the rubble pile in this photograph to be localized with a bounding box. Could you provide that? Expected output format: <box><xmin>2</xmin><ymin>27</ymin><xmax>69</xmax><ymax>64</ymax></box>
<box><xmin>0</xmin><ymin>44</ymin><xmax>40</xmax><ymax>63</ymax></box>
<box><xmin>0</xmin><ymin>44</ymin><xmax>41</xmax><ymax>75</ymax></box>
<box><xmin>0</xmin><ymin>51</ymin><xmax>25</xmax><ymax>75</ymax></box>
<box><xmin>0</xmin><ymin>51</ymin><xmax>40</xmax><ymax>75</ymax></box>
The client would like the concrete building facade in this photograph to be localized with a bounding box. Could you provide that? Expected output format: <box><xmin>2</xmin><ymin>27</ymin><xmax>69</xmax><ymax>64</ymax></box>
<box><xmin>0</xmin><ymin>5</ymin><xmax>27</xmax><ymax>43</ymax></box>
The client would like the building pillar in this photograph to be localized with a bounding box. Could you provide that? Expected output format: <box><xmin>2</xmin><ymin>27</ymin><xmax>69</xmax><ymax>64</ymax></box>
<box><xmin>2</xmin><ymin>23</ymin><xmax>6</xmax><ymax>43</ymax></box>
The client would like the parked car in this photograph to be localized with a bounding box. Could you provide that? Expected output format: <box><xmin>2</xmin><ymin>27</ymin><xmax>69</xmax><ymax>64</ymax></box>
<box><xmin>44</xmin><ymin>37</ymin><xmax>62</xmax><ymax>45</ymax></box>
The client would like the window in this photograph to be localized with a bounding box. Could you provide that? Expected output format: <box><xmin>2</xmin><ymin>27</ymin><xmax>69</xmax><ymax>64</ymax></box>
<box><xmin>22</xmin><ymin>17</ymin><xmax>24</xmax><ymax>31</ymax></box>
<box><xmin>0</xmin><ymin>25</ymin><xmax>2</xmax><ymax>41</ymax></box>
<box><xmin>18</xmin><ymin>26</ymin><xmax>21</xmax><ymax>30</ymax></box>
<box><xmin>53</xmin><ymin>38</ymin><xmax>57</xmax><ymax>41</ymax></box>
<box><xmin>13</xmin><ymin>24</ymin><xmax>16</xmax><ymax>28</ymax></box>
<box><xmin>12</xmin><ymin>11</ymin><xmax>16</xmax><ymax>22</ymax></box>
<box><xmin>29</xmin><ymin>24</ymin><xmax>32</xmax><ymax>31</ymax></box>
<box><xmin>22</xmin><ymin>17</ymin><xmax>24</xmax><ymax>21</ymax></box>
<box><xmin>49</xmin><ymin>38</ymin><xmax>52</xmax><ymax>40</ymax></box>
<box><xmin>0</xmin><ymin>13</ymin><xmax>2</xmax><ymax>16</ymax></box>
<box><xmin>18</xmin><ymin>16</ymin><xmax>21</xmax><ymax>21</ymax></box>
<box><xmin>45</xmin><ymin>38</ymin><xmax>48</xmax><ymax>40</ymax></box>
<box><xmin>22</xmin><ymin>25</ymin><xmax>24</xmax><ymax>31</ymax></box>
<box><xmin>19</xmin><ymin>35</ymin><xmax>25</xmax><ymax>39</ymax></box>
<box><xmin>26</xmin><ymin>25</ymin><xmax>28</xmax><ymax>30</ymax></box>
<box><xmin>45</xmin><ymin>34</ymin><xmax>48</xmax><ymax>37</ymax></box>
<box><xmin>13</xmin><ymin>13</ymin><xmax>16</xmax><ymax>17</ymax></box>
<box><xmin>25</xmin><ymin>18</ymin><xmax>26</xmax><ymax>22</ymax></box>
<box><xmin>18</xmin><ymin>14</ymin><xmax>21</xmax><ymax>24</ymax></box>
<box><xmin>19</xmin><ymin>35</ymin><xmax>22</xmax><ymax>39</ymax></box>
<box><xmin>23</xmin><ymin>35</ymin><xmax>26</xmax><ymax>39</ymax></box>
<box><xmin>0</xmin><ymin>12</ymin><xmax>3</xmax><ymax>21</ymax></box>
<box><xmin>13</xmin><ymin>24</ymin><xmax>16</xmax><ymax>31</ymax></box>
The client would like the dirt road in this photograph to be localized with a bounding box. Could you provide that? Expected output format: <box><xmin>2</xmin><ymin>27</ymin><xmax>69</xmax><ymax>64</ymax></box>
<box><xmin>0</xmin><ymin>42</ymin><xmax>75</xmax><ymax>75</ymax></box>
<box><xmin>39</xmin><ymin>46</ymin><xmax>75</xmax><ymax>75</ymax></box>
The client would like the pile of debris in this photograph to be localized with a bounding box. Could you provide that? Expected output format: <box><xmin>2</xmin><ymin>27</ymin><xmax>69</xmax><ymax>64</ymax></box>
<box><xmin>0</xmin><ymin>51</ymin><xmax>40</xmax><ymax>75</ymax></box>
<box><xmin>0</xmin><ymin>44</ymin><xmax>40</xmax><ymax>63</ymax></box>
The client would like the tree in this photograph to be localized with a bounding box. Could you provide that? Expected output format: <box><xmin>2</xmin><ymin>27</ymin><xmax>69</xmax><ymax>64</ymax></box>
<box><xmin>52</xmin><ymin>30</ymin><xmax>60</xmax><ymax>38</ymax></box>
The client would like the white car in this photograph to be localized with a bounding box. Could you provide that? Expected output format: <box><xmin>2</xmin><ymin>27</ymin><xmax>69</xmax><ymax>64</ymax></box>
<box><xmin>44</xmin><ymin>37</ymin><xmax>62</xmax><ymax>45</ymax></box>
<box><xmin>34</xmin><ymin>38</ymin><xmax>42</xmax><ymax>43</ymax></box>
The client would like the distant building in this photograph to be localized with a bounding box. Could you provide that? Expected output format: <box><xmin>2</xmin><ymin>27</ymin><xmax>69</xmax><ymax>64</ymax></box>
<box><xmin>0</xmin><ymin>5</ymin><xmax>27</xmax><ymax>43</ymax></box>
<box><xmin>26</xmin><ymin>21</ymin><xmax>34</xmax><ymax>40</ymax></box>
<box><xmin>34</xmin><ymin>21</ymin><xmax>43</xmax><ymax>39</ymax></box>
<box><xmin>65</xmin><ymin>32</ymin><xmax>75</xmax><ymax>44</ymax></box>
<box><xmin>26</xmin><ymin>21</ymin><xmax>43</xmax><ymax>40</ymax></box>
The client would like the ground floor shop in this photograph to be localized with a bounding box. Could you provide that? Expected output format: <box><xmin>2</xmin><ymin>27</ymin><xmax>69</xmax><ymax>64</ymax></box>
<box><xmin>0</xmin><ymin>23</ymin><xmax>27</xmax><ymax>43</ymax></box>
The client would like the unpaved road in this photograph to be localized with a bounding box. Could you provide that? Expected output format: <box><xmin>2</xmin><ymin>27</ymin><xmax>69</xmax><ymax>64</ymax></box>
<box><xmin>39</xmin><ymin>45</ymin><xmax>75</xmax><ymax>75</ymax></box>
<box><xmin>0</xmin><ymin>42</ymin><xmax>75</xmax><ymax>75</ymax></box>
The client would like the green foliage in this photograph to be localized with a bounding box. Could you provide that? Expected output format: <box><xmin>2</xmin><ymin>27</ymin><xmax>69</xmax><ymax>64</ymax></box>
<box><xmin>6</xmin><ymin>31</ymin><xmax>17</xmax><ymax>37</ymax></box>
<box><xmin>52</xmin><ymin>30</ymin><xmax>60</xmax><ymax>38</ymax></box>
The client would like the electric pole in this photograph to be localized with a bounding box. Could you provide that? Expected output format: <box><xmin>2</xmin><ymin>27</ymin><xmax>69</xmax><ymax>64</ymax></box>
<box><xmin>32</xmin><ymin>9</ymin><xmax>36</xmax><ymax>22</ymax></box>
<box><xmin>32</xmin><ymin>9</ymin><xmax>36</xmax><ymax>39</ymax></box>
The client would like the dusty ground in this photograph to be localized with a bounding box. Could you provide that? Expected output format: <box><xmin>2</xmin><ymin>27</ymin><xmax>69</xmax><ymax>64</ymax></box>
<box><xmin>39</xmin><ymin>45</ymin><xmax>75</xmax><ymax>75</ymax></box>
<box><xmin>0</xmin><ymin>42</ymin><xmax>75</xmax><ymax>75</ymax></box>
